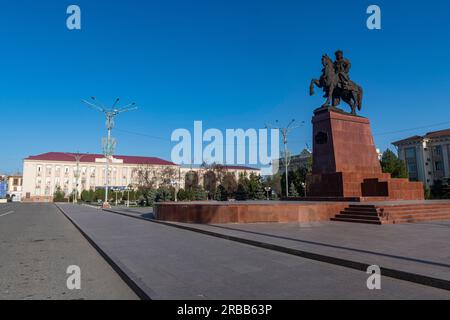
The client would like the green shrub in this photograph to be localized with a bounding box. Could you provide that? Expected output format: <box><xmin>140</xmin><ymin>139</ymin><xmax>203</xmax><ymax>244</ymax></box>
<box><xmin>235</xmin><ymin>184</ymin><xmax>249</xmax><ymax>201</ymax></box>
<box><xmin>53</xmin><ymin>187</ymin><xmax>65</xmax><ymax>202</ymax></box>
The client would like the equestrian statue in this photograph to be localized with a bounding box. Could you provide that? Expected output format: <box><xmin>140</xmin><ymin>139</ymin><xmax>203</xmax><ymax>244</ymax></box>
<box><xmin>310</xmin><ymin>50</ymin><xmax>363</xmax><ymax>115</ymax></box>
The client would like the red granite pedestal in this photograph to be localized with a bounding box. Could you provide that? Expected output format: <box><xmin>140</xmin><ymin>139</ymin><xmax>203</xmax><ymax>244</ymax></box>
<box><xmin>306</xmin><ymin>108</ymin><xmax>424</xmax><ymax>201</ymax></box>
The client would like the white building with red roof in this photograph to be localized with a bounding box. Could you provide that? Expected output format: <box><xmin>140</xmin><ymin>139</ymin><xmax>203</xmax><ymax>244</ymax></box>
<box><xmin>22</xmin><ymin>152</ymin><xmax>178</xmax><ymax>202</ymax></box>
<box><xmin>22</xmin><ymin>152</ymin><xmax>260</xmax><ymax>202</ymax></box>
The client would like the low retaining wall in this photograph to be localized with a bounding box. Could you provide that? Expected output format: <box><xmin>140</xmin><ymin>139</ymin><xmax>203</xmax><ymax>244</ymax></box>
<box><xmin>22</xmin><ymin>196</ymin><xmax>53</xmax><ymax>203</ymax></box>
<box><xmin>154</xmin><ymin>201</ymin><xmax>349</xmax><ymax>224</ymax></box>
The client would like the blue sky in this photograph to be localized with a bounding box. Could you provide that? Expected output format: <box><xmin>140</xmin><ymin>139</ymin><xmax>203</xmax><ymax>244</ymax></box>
<box><xmin>0</xmin><ymin>0</ymin><xmax>449</xmax><ymax>173</ymax></box>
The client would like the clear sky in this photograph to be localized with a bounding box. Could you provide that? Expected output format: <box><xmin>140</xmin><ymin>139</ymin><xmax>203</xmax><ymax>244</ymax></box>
<box><xmin>0</xmin><ymin>0</ymin><xmax>449</xmax><ymax>173</ymax></box>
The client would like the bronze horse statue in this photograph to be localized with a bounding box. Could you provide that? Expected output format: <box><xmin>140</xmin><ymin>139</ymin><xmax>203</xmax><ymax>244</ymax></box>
<box><xmin>310</xmin><ymin>54</ymin><xmax>363</xmax><ymax>115</ymax></box>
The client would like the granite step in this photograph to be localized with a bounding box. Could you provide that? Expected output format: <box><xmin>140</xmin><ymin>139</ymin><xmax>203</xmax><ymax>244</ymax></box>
<box><xmin>330</xmin><ymin>217</ymin><xmax>383</xmax><ymax>225</ymax></box>
<box><xmin>335</xmin><ymin>214</ymin><xmax>381</xmax><ymax>221</ymax></box>
<box><xmin>340</xmin><ymin>210</ymin><xmax>380</xmax><ymax>217</ymax></box>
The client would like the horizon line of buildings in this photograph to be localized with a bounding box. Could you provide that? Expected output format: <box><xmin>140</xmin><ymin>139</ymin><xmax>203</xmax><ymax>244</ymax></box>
<box><xmin>19</xmin><ymin>152</ymin><xmax>261</xmax><ymax>202</ymax></box>
<box><xmin>2</xmin><ymin>127</ymin><xmax>450</xmax><ymax>202</ymax></box>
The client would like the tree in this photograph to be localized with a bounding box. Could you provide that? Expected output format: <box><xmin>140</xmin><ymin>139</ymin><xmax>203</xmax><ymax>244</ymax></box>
<box><xmin>203</xmin><ymin>170</ymin><xmax>217</xmax><ymax>198</ymax></box>
<box><xmin>254</xmin><ymin>182</ymin><xmax>266</xmax><ymax>200</ymax></box>
<box><xmin>222</xmin><ymin>173</ymin><xmax>237</xmax><ymax>198</ymax></box>
<box><xmin>201</xmin><ymin>162</ymin><xmax>227</xmax><ymax>185</ymax></box>
<box><xmin>177</xmin><ymin>188</ymin><xmax>189</xmax><ymax>201</ymax></box>
<box><xmin>280</xmin><ymin>167</ymin><xmax>309</xmax><ymax>197</ymax></box>
<box><xmin>159</xmin><ymin>166</ymin><xmax>177</xmax><ymax>188</ymax></box>
<box><xmin>185</xmin><ymin>171</ymin><xmax>199</xmax><ymax>190</ymax></box>
<box><xmin>81</xmin><ymin>189</ymin><xmax>94</xmax><ymax>202</ymax></box>
<box><xmin>133</xmin><ymin>165</ymin><xmax>157</xmax><ymax>190</ymax></box>
<box><xmin>289</xmin><ymin>182</ymin><xmax>299</xmax><ymax>197</ymax></box>
<box><xmin>53</xmin><ymin>187</ymin><xmax>65</xmax><ymax>202</ymax></box>
<box><xmin>381</xmin><ymin>149</ymin><xmax>408</xmax><ymax>179</ymax></box>
<box><xmin>264</xmin><ymin>174</ymin><xmax>282</xmax><ymax>197</ymax></box>
<box><xmin>94</xmin><ymin>189</ymin><xmax>105</xmax><ymax>202</ymax></box>
<box><xmin>193</xmin><ymin>186</ymin><xmax>208</xmax><ymax>201</ymax></box>
<box><xmin>122</xmin><ymin>188</ymin><xmax>137</xmax><ymax>202</ymax></box>
<box><xmin>155</xmin><ymin>187</ymin><xmax>173</xmax><ymax>203</ymax></box>
<box><xmin>215</xmin><ymin>185</ymin><xmax>228</xmax><ymax>201</ymax></box>
<box><xmin>235</xmin><ymin>184</ymin><xmax>249</xmax><ymax>201</ymax></box>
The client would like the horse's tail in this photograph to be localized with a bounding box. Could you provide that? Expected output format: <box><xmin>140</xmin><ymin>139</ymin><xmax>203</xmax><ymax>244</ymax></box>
<box><xmin>358</xmin><ymin>86</ymin><xmax>363</xmax><ymax>110</ymax></box>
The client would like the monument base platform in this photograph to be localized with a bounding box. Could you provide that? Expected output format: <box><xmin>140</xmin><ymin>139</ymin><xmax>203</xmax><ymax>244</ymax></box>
<box><xmin>306</xmin><ymin>172</ymin><xmax>424</xmax><ymax>201</ymax></box>
<box><xmin>154</xmin><ymin>200</ymin><xmax>450</xmax><ymax>225</ymax></box>
<box><xmin>307</xmin><ymin>109</ymin><xmax>424</xmax><ymax>201</ymax></box>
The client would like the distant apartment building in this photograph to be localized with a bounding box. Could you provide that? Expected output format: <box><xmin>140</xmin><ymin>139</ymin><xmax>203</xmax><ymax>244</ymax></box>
<box><xmin>273</xmin><ymin>149</ymin><xmax>312</xmax><ymax>173</ymax></box>
<box><xmin>22</xmin><ymin>152</ymin><xmax>260</xmax><ymax>202</ymax></box>
<box><xmin>393</xmin><ymin>129</ymin><xmax>450</xmax><ymax>188</ymax></box>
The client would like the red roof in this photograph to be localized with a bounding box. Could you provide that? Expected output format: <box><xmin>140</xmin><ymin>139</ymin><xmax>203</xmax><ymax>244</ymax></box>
<box><xmin>393</xmin><ymin>128</ymin><xmax>450</xmax><ymax>145</ymax></box>
<box><xmin>392</xmin><ymin>135</ymin><xmax>422</xmax><ymax>145</ymax></box>
<box><xmin>223</xmin><ymin>165</ymin><xmax>260</xmax><ymax>171</ymax></box>
<box><xmin>425</xmin><ymin>129</ymin><xmax>450</xmax><ymax>139</ymax></box>
<box><xmin>25</xmin><ymin>152</ymin><xmax>176</xmax><ymax>166</ymax></box>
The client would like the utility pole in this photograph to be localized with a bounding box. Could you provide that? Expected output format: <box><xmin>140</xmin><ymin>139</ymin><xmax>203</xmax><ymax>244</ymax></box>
<box><xmin>83</xmin><ymin>97</ymin><xmax>138</xmax><ymax>209</ymax></box>
<box><xmin>266</xmin><ymin>120</ymin><xmax>304</xmax><ymax>198</ymax></box>
<box><xmin>65</xmin><ymin>152</ymin><xmax>89</xmax><ymax>204</ymax></box>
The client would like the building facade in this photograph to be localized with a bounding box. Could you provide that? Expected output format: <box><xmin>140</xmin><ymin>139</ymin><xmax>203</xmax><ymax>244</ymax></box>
<box><xmin>7</xmin><ymin>174</ymin><xmax>23</xmax><ymax>202</ymax></box>
<box><xmin>273</xmin><ymin>149</ymin><xmax>312</xmax><ymax>174</ymax></box>
<box><xmin>393</xmin><ymin>129</ymin><xmax>450</xmax><ymax>188</ymax></box>
<box><xmin>22</xmin><ymin>152</ymin><xmax>260</xmax><ymax>202</ymax></box>
<box><xmin>22</xmin><ymin>152</ymin><xmax>178</xmax><ymax>202</ymax></box>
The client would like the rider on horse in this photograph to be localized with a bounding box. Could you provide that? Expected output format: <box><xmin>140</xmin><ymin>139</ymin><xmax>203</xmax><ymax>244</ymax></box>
<box><xmin>334</xmin><ymin>50</ymin><xmax>353</xmax><ymax>91</ymax></box>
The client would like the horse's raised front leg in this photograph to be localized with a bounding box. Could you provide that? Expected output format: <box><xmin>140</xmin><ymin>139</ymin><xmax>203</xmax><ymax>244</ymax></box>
<box><xmin>310</xmin><ymin>79</ymin><xmax>320</xmax><ymax>96</ymax></box>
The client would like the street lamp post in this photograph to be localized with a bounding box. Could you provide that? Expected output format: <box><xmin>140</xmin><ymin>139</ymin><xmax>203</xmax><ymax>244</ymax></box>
<box><xmin>266</xmin><ymin>120</ymin><xmax>304</xmax><ymax>199</ymax></box>
<box><xmin>171</xmin><ymin>180</ymin><xmax>179</xmax><ymax>202</ymax></box>
<box><xmin>65</xmin><ymin>152</ymin><xmax>89</xmax><ymax>204</ymax></box>
<box><xmin>82</xmin><ymin>97</ymin><xmax>138</xmax><ymax>209</ymax></box>
<box><xmin>264</xmin><ymin>187</ymin><xmax>272</xmax><ymax>201</ymax></box>
<box><xmin>301</xmin><ymin>182</ymin><xmax>307</xmax><ymax>197</ymax></box>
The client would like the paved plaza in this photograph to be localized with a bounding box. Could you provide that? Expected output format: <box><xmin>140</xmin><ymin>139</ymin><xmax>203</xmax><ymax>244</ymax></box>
<box><xmin>0</xmin><ymin>203</ymin><xmax>138</xmax><ymax>300</ymax></box>
<box><xmin>107</xmin><ymin>204</ymin><xmax>450</xmax><ymax>284</ymax></box>
<box><xmin>2</xmin><ymin>203</ymin><xmax>449</xmax><ymax>300</ymax></box>
<box><xmin>56</xmin><ymin>204</ymin><xmax>450</xmax><ymax>299</ymax></box>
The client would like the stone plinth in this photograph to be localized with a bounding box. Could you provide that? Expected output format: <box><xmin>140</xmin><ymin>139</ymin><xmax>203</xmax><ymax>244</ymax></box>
<box><xmin>307</xmin><ymin>108</ymin><xmax>424</xmax><ymax>201</ymax></box>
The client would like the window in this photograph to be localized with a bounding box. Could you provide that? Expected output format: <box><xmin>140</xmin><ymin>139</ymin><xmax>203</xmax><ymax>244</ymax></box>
<box><xmin>405</xmin><ymin>148</ymin><xmax>416</xmax><ymax>159</ymax></box>
<box><xmin>433</xmin><ymin>146</ymin><xmax>442</xmax><ymax>156</ymax></box>
<box><xmin>405</xmin><ymin>147</ymin><xmax>419</xmax><ymax>181</ymax></box>
<box><xmin>37</xmin><ymin>165</ymin><xmax>42</xmax><ymax>177</ymax></box>
<box><xmin>435</xmin><ymin>161</ymin><xmax>444</xmax><ymax>171</ymax></box>
<box><xmin>404</xmin><ymin>147</ymin><xmax>418</xmax><ymax>181</ymax></box>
